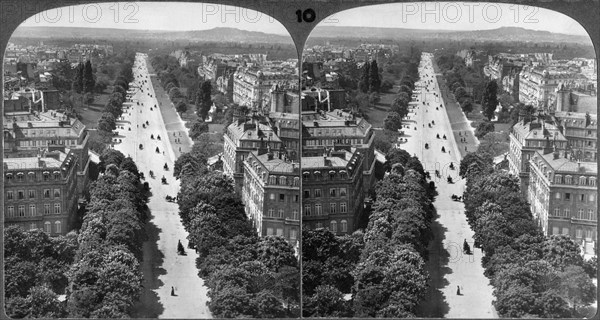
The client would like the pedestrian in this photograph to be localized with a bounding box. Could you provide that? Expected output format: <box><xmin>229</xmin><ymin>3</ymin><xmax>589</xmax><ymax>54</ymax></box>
<box><xmin>457</xmin><ymin>285</ymin><xmax>461</xmax><ymax>295</ymax></box>
<box><xmin>171</xmin><ymin>286</ymin><xmax>175</xmax><ymax>296</ymax></box>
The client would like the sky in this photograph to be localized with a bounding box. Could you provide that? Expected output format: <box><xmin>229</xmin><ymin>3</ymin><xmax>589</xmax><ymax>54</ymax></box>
<box><xmin>20</xmin><ymin>2</ymin><xmax>589</xmax><ymax>37</ymax></box>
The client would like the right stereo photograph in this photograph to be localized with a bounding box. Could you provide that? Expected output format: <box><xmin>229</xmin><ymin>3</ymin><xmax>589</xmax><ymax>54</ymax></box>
<box><xmin>299</xmin><ymin>2</ymin><xmax>597</xmax><ymax>318</ymax></box>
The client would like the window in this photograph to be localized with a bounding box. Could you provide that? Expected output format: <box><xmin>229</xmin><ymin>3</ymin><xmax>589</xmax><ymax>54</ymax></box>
<box><xmin>7</xmin><ymin>206</ymin><xmax>14</xmax><ymax>217</ymax></box>
<box><xmin>279</xmin><ymin>176</ymin><xmax>286</xmax><ymax>185</ymax></box>
<box><xmin>340</xmin><ymin>202</ymin><xmax>347</xmax><ymax>213</ymax></box>
<box><xmin>43</xmin><ymin>173</ymin><xmax>49</xmax><ymax>181</ymax></box>
<box><xmin>304</xmin><ymin>190</ymin><xmax>310</xmax><ymax>198</ymax></box>
<box><xmin>44</xmin><ymin>222</ymin><xmax>51</xmax><ymax>233</ymax></box>
<box><xmin>315</xmin><ymin>189</ymin><xmax>322</xmax><ymax>198</ymax></box>
<box><xmin>29</xmin><ymin>205</ymin><xmax>36</xmax><ymax>216</ymax></box>
<box><xmin>54</xmin><ymin>203</ymin><xmax>61</xmax><ymax>214</ymax></box>
<box><xmin>18</xmin><ymin>190</ymin><xmax>24</xmax><ymax>200</ymax></box>
<box><xmin>580</xmin><ymin>194</ymin><xmax>586</xmax><ymax>202</ymax></box>
<box><xmin>341</xmin><ymin>220</ymin><xmax>348</xmax><ymax>233</ymax></box>
<box><xmin>268</xmin><ymin>209</ymin><xmax>274</xmax><ymax>217</ymax></box>
<box><xmin>44</xmin><ymin>189</ymin><xmax>50</xmax><ymax>199</ymax></box>
<box><xmin>585</xmin><ymin>229</ymin><xmax>593</xmax><ymax>240</ymax></box>
<box><xmin>330</xmin><ymin>203</ymin><xmax>337</xmax><ymax>214</ymax></box>
<box><xmin>18</xmin><ymin>205</ymin><xmax>25</xmax><ymax>217</ymax></box>
<box><xmin>266</xmin><ymin>228</ymin><xmax>274</xmax><ymax>236</ymax></box>
<box><xmin>329</xmin><ymin>188</ymin><xmax>337</xmax><ymax>197</ymax></box>
<box><xmin>294</xmin><ymin>195</ymin><xmax>299</xmax><ymax>203</ymax></box>
<box><xmin>340</xmin><ymin>188</ymin><xmax>347</xmax><ymax>197</ymax></box>
<box><xmin>44</xmin><ymin>204</ymin><xmax>51</xmax><ymax>214</ymax></box>
<box><xmin>315</xmin><ymin>204</ymin><xmax>322</xmax><ymax>215</ymax></box>
<box><xmin>278</xmin><ymin>209</ymin><xmax>284</xmax><ymax>218</ymax></box>
<box><xmin>28</xmin><ymin>190</ymin><xmax>35</xmax><ymax>199</ymax></box>
<box><xmin>290</xmin><ymin>228</ymin><xmax>297</xmax><ymax>240</ymax></box>
<box><xmin>7</xmin><ymin>191</ymin><xmax>13</xmax><ymax>200</ymax></box>
<box><xmin>580</xmin><ymin>176</ymin><xmax>587</xmax><ymax>185</ymax></box>
<box><xmin>17</xmin><ymin>173</ymin><xmax>23</xmax><ymax>182</ymax></box>
<box><xmin>554</xmin><ymin>208</ymin><xmax>560</xmax><ymax>216</ymax></box>
<box><xmin>269</xmin><ymin>193</ymin><xmax>275</xmax><ymax>201</ymax></box>
<box><xmin>55</xmin><ymin>221</ymin><xmax>61</xmax><ymax>234</ymax></box>
<box><xmin>554</xmin><ymin>175</ymin><xmax>562</xmax><ymax>183</ymax></box>
<box><xmin>576</xmin><ymin>228</ymin><xmax>583</xmax><ymax>238</ymax></box>
<box><xmin>589</xmin><ymin>209</ymin><xmax>596</xmax><ymax>221</ymax></box>
<box><xmin>552</xmin><ymin>227</ymin><xmax>559</xmax><ymax>235</ymax></box>
<box><xmin>6</xmin><ymin>174</ymin><xmax>13</xmax><ymax>182</ymax></box>
<box><xmin>304</xmin><ymin>205</ymin><xmax>312</xmax><ymax>216</ymax></box>
<box><xmin>54</xmin><ymin>189</ymin><xmax>61</xmax><ymax>198</ymax></box>
<box><xmin>330</xmin><ymin>220</ymin><xmax>337</xmax><ymax>234</ymax></box>
<box><xmin>276</xmin><ymin>228</ymin><xmax>283</xmax><ymax>236</ymax></box>
<box><xmin>279</xmin><ymin>194</ymin><xmax>285</xmax><ymax>202</ymax></box>
<box><xmin>292</xmin><ymin>210</ymin><xmax>299</xmax><ymax>220</ymax></box>
<box><xmin>30</xmin><ymin>223</ymin><xmax>37</xmax><ymax>231</ymax></box>
<box><xmin>564</xmin><ymin>208</ymin><xmax>570</xmax><ymax>217</ymax></box>
<box><xmin>269</xmin><ymin>176</ymin><xmax>276</xmax><ymax>185</ymax></box>
<box><xmin>565</xmin><ymin>193</ymin><xmax>571</xmax><ymax>201</ymax></box>
<box><xmin>565</xmin><ymin>176</ymin><xmax>572</xmax><ymax>184</ymax></box>
<box><xmin>562</xmin><ymin>227</ymin><xmax>569</xmax><ymax>236</ymax></box>
<box><xmin>577</xmin><ymin>209</ymin><xmax>584</xmax><ymax>219</ymax></box>
<box><xmin>54</xmin><ymin>173</ymin><xmax>60</xmax><ymax>180</ymax></box>
<box><xmin>590</xmin><ymin>194</ymin><xmax>596</xmax><ymax>202</ymax></box>
<box><xmin>555</xmin><ymin>192</ymin><xmax>561</xmax><ymax>199</ymax></box>
<box><xmin>293</xmin><ymin>177</ymin><xmax>299</xmax><ymax>186</ymax></box>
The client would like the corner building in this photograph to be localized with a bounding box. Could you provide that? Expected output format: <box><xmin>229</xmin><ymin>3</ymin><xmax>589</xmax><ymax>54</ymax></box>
<box><xmin>242</xmin><ymin>151</ymin><xmax>300</xmax><ymax>244</ymax></box>
<box><xmin>528</xmin><ymin>150</ymin><xmax>597</xmax><ymax>255</ymax></box>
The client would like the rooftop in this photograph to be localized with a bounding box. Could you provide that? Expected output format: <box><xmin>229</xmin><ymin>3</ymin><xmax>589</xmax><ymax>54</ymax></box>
<box><xmin>4</xmin><ymin>150</ymin><xmax>73</xmax><ymax>170</ymax></box>
<box><xmin>538</xmin><ymin>152</ymin><xmax>597</xmax><ymax>175</ymax></box>
<box><xmin>512</xmin><ymin>120</ymin><xmax>567</xmax><ymax>142</ymax></box>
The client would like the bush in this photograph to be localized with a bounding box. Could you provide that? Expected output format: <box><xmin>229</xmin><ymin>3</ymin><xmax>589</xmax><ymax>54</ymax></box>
<box><xmin>475</xmin><ymin>121</ymin><xmax>495</xmax><ymax>139</ymax></box>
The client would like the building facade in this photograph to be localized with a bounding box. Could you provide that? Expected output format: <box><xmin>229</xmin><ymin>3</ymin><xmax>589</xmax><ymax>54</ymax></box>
<box><xmin>242</xmin><ymin>151</ymin><xmax>300</xmax><ymax>244</ymax></box>
<box><xmin>301</xmin><ymin>149</ymin><xmax>364</xmax><ymax>234</ymax></box>
<box><xmin>3</xmin><ymin>149</ymin><xmax>79</xmax><ymax>235</ymax></box>
<box><xmin>554</xmin><ymin>111</ymin><xmax>597</xmax><ymax>162</ymax></box>
<box><xmin>528</xmin><ymin>150</ymin><xmax>597</xmax><ymax>255</ymax></box>
<box><xmin>3</xmin><ymin>110</ymin><xmax>91</xmax><ymax>198</ymax></box>
<box><xmin>508</xmin><ymin>117</ymin><xmax>567</xmax><ymax>195</ymax></box>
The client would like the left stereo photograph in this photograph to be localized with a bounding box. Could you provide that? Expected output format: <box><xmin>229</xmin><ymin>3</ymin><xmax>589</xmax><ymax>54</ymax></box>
<box><xmin>2</xmin><ymin>2</ymin><xmax>301</xmax><ymax>318</ymax></box>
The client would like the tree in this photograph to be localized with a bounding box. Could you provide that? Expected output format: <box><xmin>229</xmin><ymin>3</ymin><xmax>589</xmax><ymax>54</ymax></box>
<box><xmin>359</xmin><ymin>62</ymin><xmax>370</xmax><ymax>93</ymax></box>
<box><xmin>176</xmin><ymin>100</ymin><xmax>188</xmax><ymax>114</ymax></box>
<box><xmin>189</xmin><ymin>119</ymin><xmax>209</xmax><ymax>140</ymax></box>
<box><xmin>83</xmin><ymin>60</ymin><xmax>96</xmax><ymax>93</ymax></box>
<box><xmin>173</xmin><ymin>151</ymin><xmax>207</xmax><ymax>180</ymax></box>
<box><xmin>454</xmin><ymin>86</ymin><xmax>468</xmax><ymax>102</ymax></box>
<box><xmin>391</xmin><ymin>95</ymin><xmax>409</xmax><ymax>119</ymax></box>
<box><xmin>481</xmin><ymin>80</ymin><xmax>498</xmax><ymax>120</ymax></box>
<box><xmin>475</xmin><ymin>121</ymin><xmax>495</xmax><ymax>138</ymax></box>
<box><xmin>72</xmin><ymin>62</ymin><xmax>84</xmax><ymax>93</ymax></box>
<box><xmin>27</xmin><ymin>285</ymin><xmax>67</xmax><ymax>318</ymax></box>
<box><xmin>98</xmin><ymin>112</ymin><xmax>116</xmax><ymax>133</ymax></box>
<box><xmin>196</xmin><ymin>81</ymin><xmax>213</xmax><ymax>120</ymax></box>
<box><xmin>559</xmin><ymin>265</ymin><xmax>596</xmax><ymax>314</ymax></box>
<box><xmin>303</xmin><ymin>285</ymin><xmax>348</xmax><ymax>317</ymax></box>
<box><xmin>369</xmin><ymin>60</ymin><xmax>381</xmax><ymax>93</ymax></box>
<box><xmin>256</xmin><ymin>236</ymin><xmax>297</xmax><ymax>273</ymax></box>
<box><xmin>383</xmin><ymin>112</ymin><xmax>403</xmax><ymax>132</ymax></box>
<box><xmin>461</xmin><ymin>98</ymin><xmax>474</xmax><ymax>114</ymax></box>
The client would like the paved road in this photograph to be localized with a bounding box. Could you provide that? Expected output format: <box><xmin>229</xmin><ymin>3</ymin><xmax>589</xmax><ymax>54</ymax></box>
<box><xmin>116</xmin><ymin>53</ymin><xmax>211</xmax><ymax>319</ymax></box>
<box><xmin>401</xmin><ymin>53</ymin><xmax>497</xmax><ymax>318</ymax></box>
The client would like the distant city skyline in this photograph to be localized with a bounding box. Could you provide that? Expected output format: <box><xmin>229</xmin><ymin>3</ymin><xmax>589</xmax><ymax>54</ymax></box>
<box><xmin>19</xmin><ymin>2</ymin><xmax>589</xmax><ymax>37</ymax></box>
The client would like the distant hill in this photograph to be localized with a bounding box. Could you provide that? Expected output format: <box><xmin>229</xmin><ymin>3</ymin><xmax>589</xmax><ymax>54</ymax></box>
<box><xmin>10</xmin><ymin>26</ymin><xmax>293</xmax><ymax>44</ymax></box>
<box><xmin>10</xmin><ymin>26</ymin><xmax>592</xmax><ymax>45</ymax></box>
<box><xmin>309</xmin><ymin>26</ymin><xmax>592</xmax><ymax>44</ymax></box>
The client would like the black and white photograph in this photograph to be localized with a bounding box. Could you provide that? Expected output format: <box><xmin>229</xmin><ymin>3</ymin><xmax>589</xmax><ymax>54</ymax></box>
<box><xmin>1</xmin><ymin>0</ymin><xmax>599</xmax><ymax>319</ymax></box>
<box><xmin>3</xmin><ymin>2</ymin><xmax>300</xmax><ymax>318</ymax></box>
